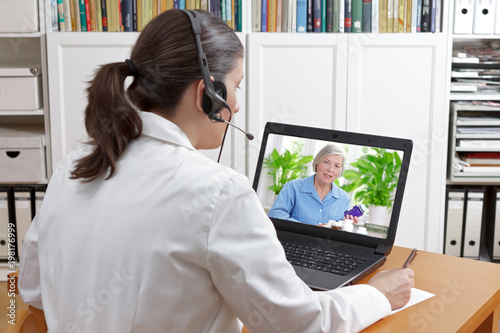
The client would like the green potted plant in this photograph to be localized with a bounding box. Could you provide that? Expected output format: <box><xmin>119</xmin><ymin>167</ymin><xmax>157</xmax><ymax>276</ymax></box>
<box><xmin>263</xmin><ymin>149</ymin><xmax>314</xmax><ymax>195</ymax></box>
<box><xmin>341</xmin><ymin>148</ymin><xmax>402</xmax><ymax>226</ymax></box>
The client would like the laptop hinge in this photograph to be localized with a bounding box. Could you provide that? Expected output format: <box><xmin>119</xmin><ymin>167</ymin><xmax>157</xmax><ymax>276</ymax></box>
<box><xmin>375</xmin><ymin>244</ymin><xmax>390</xmax><ymax>255</ymax></box>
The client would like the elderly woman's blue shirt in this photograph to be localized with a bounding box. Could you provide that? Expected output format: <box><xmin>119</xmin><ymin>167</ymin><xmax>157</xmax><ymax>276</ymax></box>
<box><xmin>267</xmin><ymin>175</ymin><xmax>351</xmax><ymax>225</ymax></box>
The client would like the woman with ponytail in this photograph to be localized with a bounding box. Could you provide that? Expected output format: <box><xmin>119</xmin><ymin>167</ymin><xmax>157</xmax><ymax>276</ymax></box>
<box><xmin>18</xmin><ymin>9</ymin><xmax>413</xmax><ymax>333</ymax></box>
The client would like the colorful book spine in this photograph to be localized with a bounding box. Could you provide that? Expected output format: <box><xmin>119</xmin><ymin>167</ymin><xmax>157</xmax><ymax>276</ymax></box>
<box><xmin>237</xmin><ymin>0</ymin><xmax>243</xmax><ymax>30</ymax></box>
<box><xmin>261</xmin><ymin>0</ymin><xmax>267</xmax><ymax>31</ymax></box>
<box><xmin>79</xmin><ymin>0</ymin><xmax>87</xmax><ymax>31</ymax></box>
<box><xmin>297</xmin><ymin>0</ymin><xmax>307</xmax><ymax>32</ymax></box>
<box><xmin>313</xmin><ymin>0</ymin><xmax>321</xmax><ymax>31</ymax></box>
<box><xmin>281</xmin><ymin>0</ymin><xmax>288</xmax><ymax>31</ymax></box>
<box><xmin>122</xmin><ymin>0</ymin><xmax>133</xmax><ymax>31</ymax></box>
<box><xmin>339</xmin><ymin>0</ymin><xmax>344</xmax><ymax>31</ymax></box>
<box><xmin>410</xmin><ymin>0</ymin><xmax>417</xmax><ymax>31</ymax></box>
<box><xmin>420</xmin><ymin>0</ymin><xmax>429</xmax><ymax>31</ymax></box>
<box><xmin>51</xmin><ymin>0</ymin><xmax>59</xmax><ymax>31</ymax></box>
<box><xmin>96</xmin><ymin>0</ymin><xmax>102</xmax><ymax>31</ymax></box>
<box><xmin>85</xmin><ymin>0</ymin><xmax>92</xmax><ymax>31</ymax></box>
<box><xmin>430</xmin><ymin>0</ymin><xmax>435</xmax><ymax>32</ymax></box>
<box><xmin>69</xmin><ymin>0</ymin><xmax>78</xmax><ymax>30</ymax></box>
<box><xmin>363</xmin><ymin>0</ymin><xmax>371</xmax><ymax>31</ymax></box>
<box><xmin>345</xmin><ymin>0</ymin><xmax>352</xmax><ymax>32</ymax></box>
<box><xmin>352</xmin><ymin>0</ymin><xmax>362</xmax><ymax>32</ymax></box>
<box><xmin>57</xmin><ymin>0</ymin><xmax>66</xmax><ymax>31</ymax></box>
<box><xmin>417</xmin><ymin>0</ymin><xmax>423</xmax><ymax>32</ymax></box>
<box><xmin>252</xmin><ymin>0</ymin><xmax>261</xmax><ymax>31</ymax></box>
<box><xmin>392</xmin><ymin>0</ymin><xmax>398</xmax><ymax>32</ymax></box>
<box><xmin>326</xmin><ymin>0</ymin><xmax>333</xmax><ymax>32</ymax></box>
<box><xmin>435</xmin><ymin>0</ymin><xmax>441</xmax><ymax>32</ymax></box>
<box><xmin>179</xmin><ymin>0</ymin><xmax>185</xmax><ymax>9</ymax></box>
<box><xmin>387</xmin><ymin>0</ymin><xmax>393</xmax><ymax>32</ymax></box>
<box><xmin>398</xmin><ymin>0</ymin><xmax>404</xmax><ymax>32</ymax></box>
<box><xmin>89</xmin><ymin>0</ymin><xmax>97</xmax><ymax>31</ymax></box>
<box><xmin>378</xmin><ymin>0</ymin><xmax>386</xmax><ymax>32</ymax></box>
<box><xmin>332</xmin><ymin>0</ymin><xmax>340</xmax><ymax>32</ymax></box>
<box><xmin>74</xmin><ymin>0</ymin><xmax>82</xmax><ymax>31</ymax></box>
<box><xmin>307</xmin><ymin>0</ymin><xmax>313</xmax><ymax>31</ymax></box>
<box><xmin>371</xmin><ymin>0</ymin><xmax>378</xmax><ymax>32</ymax></box>
<box><xmin>226</xmin><ymin>0</ymin><xmax>233</xmax><ymax>28</ymax></box>
<box><xmin>101</xmin><ymin>0</ymin><xmax>108</xmax><ymax>31</ymax></box>
<box><xmin>64</xmin><ymin>0</ymin><xmax>72</xmax><ymax>31</ymax></box>
<box><xmin>275</xmin><ymin>0</ymin><xmax>281</xmax><ymax>31</ymax></box>
<box><xmin>173</xmin><ymin>0</ymin><xmax>179</xmax><ymax>8</ymax></box>
<box><xmin>267</xmin><ymin>0</ymin><xmax>276</xmax><ymax>31</ymax></box>
<box><xmin>405</xmin><ymin>0</ymin><xmax>411</xmax><ymax>32</ymax></box>
<box><xmin>321</xmin><ymin>0</ymin><xmax>326</xmax><ymax>31</ymax></box>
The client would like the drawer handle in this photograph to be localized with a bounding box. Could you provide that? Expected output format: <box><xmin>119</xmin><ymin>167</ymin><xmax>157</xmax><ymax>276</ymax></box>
<box><xmin>6</xmin><ymin>151</ymin><xmax>20</xmax><ymax>158</ymax></box>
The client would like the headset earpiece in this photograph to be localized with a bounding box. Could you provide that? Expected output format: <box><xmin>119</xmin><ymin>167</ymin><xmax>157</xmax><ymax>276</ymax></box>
<box><xmin>202</xmin><ymin>80</ymin><xmax>227</xmax><ymax>115</ymax></box>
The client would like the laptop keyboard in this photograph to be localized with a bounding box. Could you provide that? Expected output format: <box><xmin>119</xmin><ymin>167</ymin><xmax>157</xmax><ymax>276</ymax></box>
<box><xmin>280</xmin><ymin>241</ymin><xmax>368</xmax><ymax>276</ymax></box>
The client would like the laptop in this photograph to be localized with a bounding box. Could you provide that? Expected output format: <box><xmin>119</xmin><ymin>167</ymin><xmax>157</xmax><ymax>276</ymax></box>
<box><xmin>252</xmin><ymin>122</ymin><xmax>412</xmax><ymax>291</ymax></box>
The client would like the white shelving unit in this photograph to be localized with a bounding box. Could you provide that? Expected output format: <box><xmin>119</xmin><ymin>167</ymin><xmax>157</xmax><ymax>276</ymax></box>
<box><xmin>0</xmin><ymin>0</ymin><xmax>51</xmax><ymax>183</ymax></box>
<box><xmin>448</xmin><ymin>102</ymin><xmax>500</xmax><ymax>183</ymax></box>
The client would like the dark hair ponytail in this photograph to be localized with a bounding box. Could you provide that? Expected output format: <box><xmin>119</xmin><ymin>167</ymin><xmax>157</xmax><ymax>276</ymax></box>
<box><xmin>70</xmin><ymin>62</ymin><xmax>142</xmax><ymax>182</ymax></box>
<box><xmin>70</xmin><ymin>10</ymin><xmax>243</xmax><ymax>182</ymax></box>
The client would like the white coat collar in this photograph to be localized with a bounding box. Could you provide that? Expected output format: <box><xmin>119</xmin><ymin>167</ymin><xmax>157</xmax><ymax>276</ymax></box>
<box><xmin>139</xmin><ymin>111</ymin><xmax>196</xmax><ymax>151</ymax></box>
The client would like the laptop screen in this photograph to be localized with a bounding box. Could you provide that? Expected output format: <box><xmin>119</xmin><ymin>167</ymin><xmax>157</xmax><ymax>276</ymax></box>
<box><xmin>252</xmin><ymin>123</ymin><xmax>412</xmax><ymax>246</ymax></box>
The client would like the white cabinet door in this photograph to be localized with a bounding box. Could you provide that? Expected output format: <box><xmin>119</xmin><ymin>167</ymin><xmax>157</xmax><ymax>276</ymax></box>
<box><xmin>46</xmin><ymin>32</ymin><xmax>246</xmax><ymax>174</ymax></box>
<box><xmin>346</xmin><ymin>33</ymin><xmax>448</xmax><ymax>252</ymax></box>
<box><xmin>246</xmin><ymin>33</ymin><xmax>349</xmax><ymax>180</ymax></box>
<box><xmin>47</xmin><ymin>32</ymin><xmax>139</xmax><ymax>171</ymax></box>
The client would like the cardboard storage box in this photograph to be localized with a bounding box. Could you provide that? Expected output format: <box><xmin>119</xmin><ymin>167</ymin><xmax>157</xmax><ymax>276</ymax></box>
<box><xmin>0</xmin><ymin>0</ymin><xmax>39</xmax><ymax>32</ymax></box>
<box><xmin>0</xmin><ymin>66</ymin><xmax>42</xmax><ymax>111</ymax></box>
<box><xmin>0</xmin><ymin>125</ymin><xmax>46</xmax><ymax>183</ymax></box>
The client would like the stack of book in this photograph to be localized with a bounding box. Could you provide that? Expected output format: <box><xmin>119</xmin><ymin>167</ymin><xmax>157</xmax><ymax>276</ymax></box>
<box><xmin>52</xmin><ymin>0</ymin><xmax>242</xmax><ymax>32</ymax></box>
<box><xmin>451</xmin><ymin>46</ymin><xmax>500</xmax><ymax>93</ymax></box>
<box><xmin>252</xmin><ymin>0</ymin><xmax>442</xmax><ymax>32</ymax></box>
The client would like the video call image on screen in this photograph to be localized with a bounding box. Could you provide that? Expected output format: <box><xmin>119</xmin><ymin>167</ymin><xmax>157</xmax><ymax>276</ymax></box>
<box><xmin>255</xmin><ymin>134</ymin><xmax>404</xmax><ymax>239</ymax></box>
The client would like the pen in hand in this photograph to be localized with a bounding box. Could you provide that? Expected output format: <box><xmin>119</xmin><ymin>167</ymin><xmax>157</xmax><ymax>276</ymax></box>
<box><xmin>403</xmin><ymin>248</ymin><xmax>418</xmax><ymax>268</ymax></box>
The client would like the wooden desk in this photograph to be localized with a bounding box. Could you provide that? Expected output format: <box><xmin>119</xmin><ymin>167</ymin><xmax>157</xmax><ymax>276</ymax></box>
<box><xmin>358</xmin><ymin>246</ymin><xmax>500</xmax><ymax>333</ymax></box>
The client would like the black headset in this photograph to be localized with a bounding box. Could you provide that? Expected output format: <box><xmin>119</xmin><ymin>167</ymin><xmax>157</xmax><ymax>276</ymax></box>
<box><xmin>183</xmin><ymin>10</ymin><xmax>229</xmax><ymax>122</ymax></box>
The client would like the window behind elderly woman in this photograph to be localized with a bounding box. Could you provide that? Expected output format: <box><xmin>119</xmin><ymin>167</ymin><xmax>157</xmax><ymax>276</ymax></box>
<box><xmin>268</xmin><ymin>144</ymin><xmax>356</xmax><ymax>225</ymax></box>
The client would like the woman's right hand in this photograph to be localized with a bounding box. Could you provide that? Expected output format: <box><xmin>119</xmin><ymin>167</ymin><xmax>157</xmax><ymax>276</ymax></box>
<box><xmin>367</xmin><ymin>268</ymin><xmax>415</xmax><ymax>310</ymax></box>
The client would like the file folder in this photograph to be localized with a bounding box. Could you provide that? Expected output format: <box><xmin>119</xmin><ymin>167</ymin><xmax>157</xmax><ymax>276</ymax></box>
<box><xmin>463</xmin><ymin>188</ymin><xmax>484</xmax><ymax>259</ymax></box>
<box><xmin>15</xmin><ymin>191</ymin><xmax>33</xmax><ymax>256</ymax></box>
<box><xmin>0</xmin><ymin>190</ymin><xmax>8</xmax><ymax>260</ymax></box>
<box><xmin>486</xmin><ymin>187</ymin><xmax>500</xmax><ymax>261</ymax></box>
<box><xmin>472</xmin><ymin>0</ymin><xmax>495</xmax><ymax>34</ymax></box>
<box><xmin>444</xmin><ymin>187</ymin><xmax>465</xmax><ymax>257</ymax></box>
<box><xmin>453</xmin><ymin>0</ymin><xmax>474</xmax><ymax>33</ymax></box>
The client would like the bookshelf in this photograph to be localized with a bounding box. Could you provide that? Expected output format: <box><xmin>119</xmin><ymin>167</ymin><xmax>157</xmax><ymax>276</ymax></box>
<box><xmin>1</xmin><ymin>0</ymin><xmax>450</xmax><ymax>254</ymax></box>
<box><xmin>444</xmin><ymin>2</ymin><xmax>500</xmax><ymax>263</ymax></box>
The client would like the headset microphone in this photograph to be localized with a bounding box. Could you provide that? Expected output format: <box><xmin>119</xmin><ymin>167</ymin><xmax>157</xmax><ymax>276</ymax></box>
<box><xmin>208</xmin><ymin>113</ymin><xmax>254</xmax><ymax>140</ymax></box>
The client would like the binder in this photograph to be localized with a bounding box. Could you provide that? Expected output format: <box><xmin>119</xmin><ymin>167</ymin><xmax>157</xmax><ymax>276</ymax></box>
<box><xmin>0</xmin><ymin>190</ymin><xmax>8</xmax><ymax>260</ymax></box>
<box><xmin>472</xmin><ymin>0</ymin><xmax>495</xmax><ymax>34</ymax></box>
<box><xmin>15</xmin><ymin>191</ymin><xmax>33</xmax><ymax>256</ymax></box>
<box><xmin>35</xmin><ymin>189</ymin><xmax>45</xmax><ymax>214</ymax></box>
<box><xmin>453</xmin><ymin>0</ymin><xmax>474</xmax><ymax>34</ymax></box>
<box><xmin>463</xmin><ymin>188</ymin><xmax>485</xmax><ymax>259</ymax></box>
<box><xmin>444</xmin><ymin>187</ymin><xmax>465</xmax><ymax>257</ymax></box>
<box><xmin>486</xmin><ymin>187</ymin><xmax>500</xmax><ymax>261</ymax></box>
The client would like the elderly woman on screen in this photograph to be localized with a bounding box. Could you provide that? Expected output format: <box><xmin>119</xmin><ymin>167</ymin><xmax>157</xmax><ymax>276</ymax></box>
<box><xmin>268</xmin><ymin>144</ymin><xmax>357</xmax><ymax>225</ymax></box>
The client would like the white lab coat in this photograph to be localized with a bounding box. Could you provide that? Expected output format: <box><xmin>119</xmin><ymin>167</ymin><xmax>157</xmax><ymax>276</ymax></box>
<box><xmin>19</xmin><ymin>112</ymin><xmax>391</xmax><ymax>333</ymax></box>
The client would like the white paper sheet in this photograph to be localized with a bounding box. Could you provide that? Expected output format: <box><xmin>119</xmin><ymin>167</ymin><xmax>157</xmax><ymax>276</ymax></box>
<box><xmin>390</xmin><ymin>288</ymin><xmax>435</xmax><ymax>315</ymax></box>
